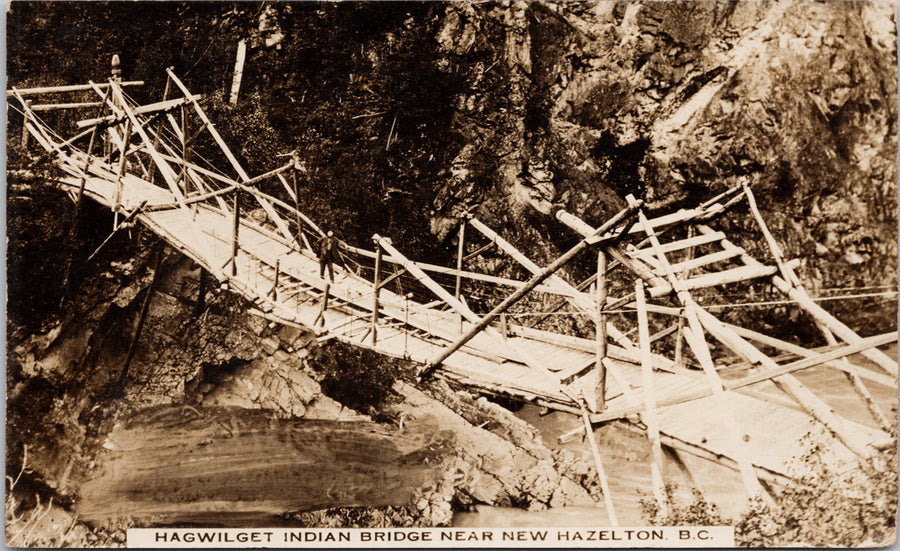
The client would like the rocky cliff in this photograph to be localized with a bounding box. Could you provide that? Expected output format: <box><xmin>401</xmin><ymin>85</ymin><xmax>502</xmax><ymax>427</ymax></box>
<box><xmin>430</xmin><ymin>0</ymin><xmax>897</xmax><ymax>330</ymax></box>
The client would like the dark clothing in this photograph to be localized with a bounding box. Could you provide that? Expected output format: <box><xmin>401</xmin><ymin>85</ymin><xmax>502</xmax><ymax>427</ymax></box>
<box><xmin>318</xmin><ymin>235</ymin><xmax>337</xmax><ymax>281</ymax></box>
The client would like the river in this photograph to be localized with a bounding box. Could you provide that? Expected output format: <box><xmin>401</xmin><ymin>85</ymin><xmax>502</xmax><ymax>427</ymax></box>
<box><xmin>454</xmin><ymin>344</ymin><xmax>897</xmax><ymax>527</ymax></box>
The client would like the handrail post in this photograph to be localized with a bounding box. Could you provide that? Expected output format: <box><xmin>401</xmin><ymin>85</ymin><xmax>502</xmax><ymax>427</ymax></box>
<box><xmin>371</xmin><ymin>237</ymin><xmax>384</xmax><ymax>345</ymax></box>
<box><xmin>455</xmin><ymin>218</ymin><xmax>466</xmax><ymax>332</ymax></box>
<box><xmin>594</xmin><ymin>249</ymin><xmax>608</xmax><ymax>411</ymax></box>
<box><xmin>20</xmin><ymin>100</ymin><xmax>31</xmax><ymax>147</ymax></box>
<box><xmin>231</xmin><ymin>190</ymin><xmax>240</xmax><ymax>276</ymax></box>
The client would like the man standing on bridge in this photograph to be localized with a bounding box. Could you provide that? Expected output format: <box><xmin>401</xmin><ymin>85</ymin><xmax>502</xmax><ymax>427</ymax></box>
<box><xmin>318</xmin><ymin>230</ymin><xmax>338</xmax><ymax>282</ymax></box>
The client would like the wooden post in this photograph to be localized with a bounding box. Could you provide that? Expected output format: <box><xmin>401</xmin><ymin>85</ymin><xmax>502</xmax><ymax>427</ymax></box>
<box><xmin>499</xmin><ymin>313</ymin><xmax>508</xmax><ymax>339</ymax></box>
<box><xmin>113</xmin><ymin>117</ymin><xmax>132</xmax><ymax>221</ymax></box>
<box><xmin>291</xmin><ymin>151</ymin><xmax>305</xmax><ymax>249</ymax></box>
<box><xmin>371</xmin><ymin>239</ymin><xmax>384</xmax><ymax>345</ymax></box>
<box><xmin>179</xmin><ymin>104</ymin><xmax>189</xmax><ymax>193</ymax></box>
<box><xmin>149</xmin><ymin>70</ymin><xmax>173</xmax><ymax>184</ymax></box>
<box><xmin>270</xmin><ymin>258</ymin><xmax>281</xmax><ymax>301</ymax></box>
<box><xmin>581</xmin><ymin>408</ymin><xmax>619</xmax><ymax>527</ymax></box>
<box><xmin>455</xmin><ymin>220</ymin><xmax>466</xmax><ymax>333</ymax></box>
<box><xmin>230</xmin><ymin>39</ymin><xmax>247</xmax><ymax>105</ymax></box>
<box><xmin>673</xmin><ymin>227</ymin><xmax>694</xmax><ymax>367</ymax></box>
<box><xmin>120</xmin><ymin>242</ymin><xmax>164</xmax><ymax>384</ymax></box>
<box><xmin>595</xmin><ymin>250</ymin><xmax>608</xmax><ymax>412</ymax></box>
<box><xmin>636</xmin><ymin>279</ymin><xmax>668</xmax><ymax>518</ymax></box>
<box><xmin>315</xmin><ymin>283</ymin><xmax>330</xmax><ymax>327</ymax></box>
<box><xmin>195</xmin><ymin>268</ymin><xmax>208</xmax><ymax>315</ymax></box>
<box><xmin>231</xmin><ymin>190</ymin><xmax>240</xmax><ymax>276</ymax></box>
<box><xmin>20</xmin><ymin>100</ymin><xmax>31</xmax><ymax>147</ymax></box>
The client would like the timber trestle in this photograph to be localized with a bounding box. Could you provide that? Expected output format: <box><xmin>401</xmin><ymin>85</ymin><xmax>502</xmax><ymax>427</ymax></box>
<box><xmin>9</xmin><ymin>66</ymin><xmax>897</xmax><ymax>512</ymax></box>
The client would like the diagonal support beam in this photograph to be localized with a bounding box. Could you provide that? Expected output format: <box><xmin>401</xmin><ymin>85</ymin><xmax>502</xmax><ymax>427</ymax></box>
<box><xmin>423</xmin><ymin>201</ymin><xmax>644</xmax><ymax>378</ymax></box>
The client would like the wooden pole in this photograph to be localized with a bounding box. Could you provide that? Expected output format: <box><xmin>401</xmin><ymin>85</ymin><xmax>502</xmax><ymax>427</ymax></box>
<box><xmin>270</xmin><ymin>258</ymin><xmax>280</xmax><ymax>301</ymax></box>
<box><xmin>818</xmin><ymin>324</ymin><xmax>892</xmax><ymax>431</ymax></box>
<box><xmin>722</xmin><ymin>322</ymin><xmax>895</xmax><ymax>388</ymax></box>
<box><xmin>291</xmin><ymin>152</ymin><xmax>304</xmax><ymax>248</ymax></box>
<box><xmin>455</xmin><ymin>220</ymin><xmax>466</xmax><ymax>333</ymax></box>
<box><xmin>595</xmin><ymin>250</ymin><xmax>608</xmax><ymax>411</ymax></box>
<box><xmin>6</xmin><ymin>81</ymin><xmax>144</xmax><ymax>97</ymax></box>
<box><xmin>231</xmin><ymin>191</ymin><xmax>240</xmax><ymax>276</ymax></box>
<box><xmin>20</xmin><ymin>100</ymin><xmax>31</xmax><ymax>147</ymax></box>
<box><xmin>673</xmin><ymin>227</ymin><xmax>694</xmax><ymax>367</ymax></box>
<box><xmin>149</xmin><ymin>71</ymin><xmax>173</xmax><ymax>184</ymax></box>
<box><xmin>195</xmin><ymin>268</ymin><xmax>208</xmax><ymax>315</ymax></box>
<box><xmin>636</xmin><ymin>279</ymin><xmax>668</xmax><ymax>518</ymax></box>
<box><xmin>113</xmin><ymin>117</ymin><xmax>132</xmax><ymax>220</ymax></box>
<box><xmin>581</xmin><ymin>408</ymin><xmax>619</xmax><ymax>527</ymax></box>
<box><xmin>229</xmin><ymin>39</ymin><xmax>247</xmax><ymax>105</ymax></box>
<box><xmin>371</xmin><ymin>239</ymin><xmax>383</xmax><ymax>345</ymax></box>
<box><xmin>315</xmin><ymin>283</ymin><xmax>330</xmax><ymax>327</ymax></box>
<box><xmin>120</xmin><ymin>243</ymin><xmax>165</xmax><ymax>384</ymax></box>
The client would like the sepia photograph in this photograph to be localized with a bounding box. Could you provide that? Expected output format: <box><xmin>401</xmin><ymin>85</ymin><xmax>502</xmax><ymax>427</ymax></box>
<box><xmin>5</xmin><ymin>1</ymin><xmax>898</xmax><ymax>547</ymax></box>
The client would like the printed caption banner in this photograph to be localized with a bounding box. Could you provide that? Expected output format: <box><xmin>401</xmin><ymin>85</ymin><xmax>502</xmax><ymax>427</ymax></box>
<box><xmin>129</xmin><ymin>526</ymin><xmax>734</xmax><ymax>548</ymax></box>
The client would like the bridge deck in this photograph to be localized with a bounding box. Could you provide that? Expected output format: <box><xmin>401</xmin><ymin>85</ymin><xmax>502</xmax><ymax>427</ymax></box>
<box><xmin>54</xmin><ymin>172</ymin><xmax>886</xmax><ymax>479</ymax></box>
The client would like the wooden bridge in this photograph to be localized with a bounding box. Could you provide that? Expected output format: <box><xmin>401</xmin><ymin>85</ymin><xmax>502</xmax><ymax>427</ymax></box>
<box><xmin>9</xmin><ymin>67</ymin><xmax>897</xmax><ymax>523</ymax></box>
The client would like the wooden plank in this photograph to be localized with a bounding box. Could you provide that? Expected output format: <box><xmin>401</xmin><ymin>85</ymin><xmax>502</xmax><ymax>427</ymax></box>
<box><xmin>630</xmin><ymin>231</ymin><xmax>727</xmax><ymax>259</ymax></box>
<box><xmin>648</xmin><ymin>264</ymin><xmax>777</xmax><ymax>295</ymax></box>
<box><xmin>667</xmin><ymin>247</ymin><xmax>743</xmax><ymax>274</ymax></box>
<box><xmin>7</xmin><ymin>81</ymin><xmax>144</xmax><ymax>97</ymax></box>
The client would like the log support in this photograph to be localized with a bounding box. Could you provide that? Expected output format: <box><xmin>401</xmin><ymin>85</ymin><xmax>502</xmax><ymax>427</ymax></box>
<box><xmin>119</xmin><ymin>242</ymin><xmax>165</xmax><ymax>384</ymax></box>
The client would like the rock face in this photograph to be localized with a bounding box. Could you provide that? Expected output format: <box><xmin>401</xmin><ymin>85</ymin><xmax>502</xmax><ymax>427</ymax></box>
<box><xmin>431</xmin><ymin>0</ymin><xmax>897</xmax><ymax>331</ymax></box>
<box><xmin>6</xmin><ymin>243</ymin><xmax>598</xmax><ymax>533</ymax></box>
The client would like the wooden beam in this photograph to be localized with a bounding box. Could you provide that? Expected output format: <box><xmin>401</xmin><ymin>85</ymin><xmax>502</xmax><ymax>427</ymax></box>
<box><xmin>371</xmin><ymin>239</ymin><xmax>383</xmax><ymax>345</ymax></box>
<box><xmin>587</xmin><ymin>332</ymin><xmax>897</xmax><ymax>423</ymax></box>
<box><xmin>581</xmin><ymin>409</ymin><xmax>619</xmax><ymax>527</ymax></box>
<box><xmin>636</xmin><ymin>279</ymin><xmax>668</xmax><ymax>517</ymax></box>
<box><xmin>595</xmin><ymin>250</ymin><xmax>608</xmax><ymax>412</ymax></box>
<box><xmin>6</xmin><ymin>80</ymin><xmax>144</xmax><ymax>97</ymax></box>
<box><xmin>722</xmin><ymin>323</ymin><xmax>896</xmax><ymax>388</ymax></box>
<box><xmin>30</xmin><ymin>101</ymin><xmax>104</xmax><ymax>111</ymax></box>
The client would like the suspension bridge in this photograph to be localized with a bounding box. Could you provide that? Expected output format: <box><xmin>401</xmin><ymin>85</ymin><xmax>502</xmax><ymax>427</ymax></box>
<box><xmin>9</xmin><ymin>64</ymin><xmax>897</xmax><ymax>522</ymax></box>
